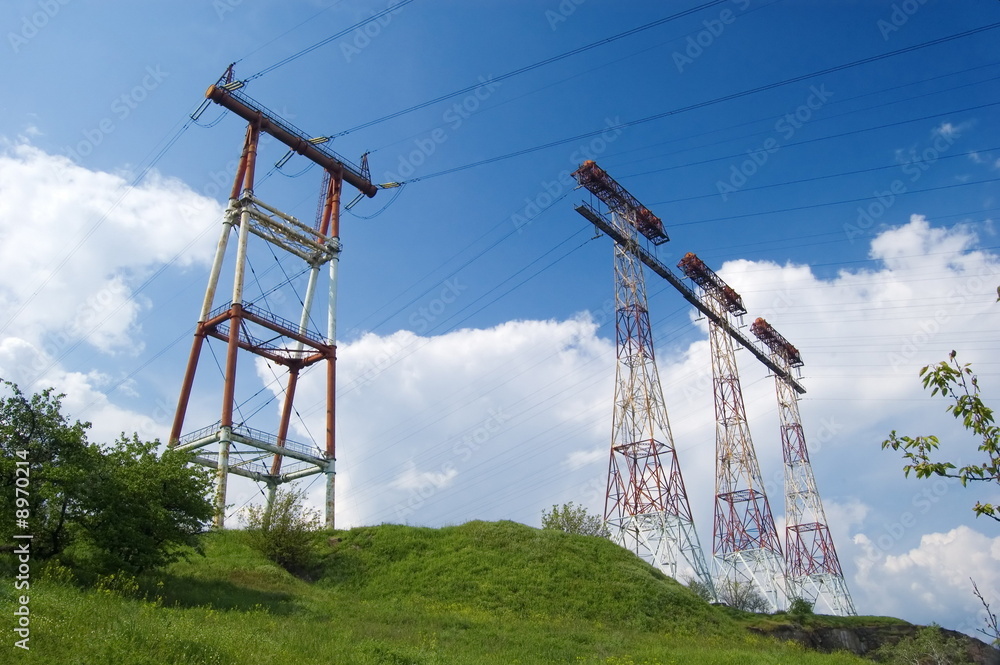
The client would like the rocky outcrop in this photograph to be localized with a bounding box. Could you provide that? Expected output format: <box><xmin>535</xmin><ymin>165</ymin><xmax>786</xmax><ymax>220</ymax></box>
<box><xmin>749</xmin><ymin>623</ymin><xmax>999</xmax><ymax>664</ymax></box>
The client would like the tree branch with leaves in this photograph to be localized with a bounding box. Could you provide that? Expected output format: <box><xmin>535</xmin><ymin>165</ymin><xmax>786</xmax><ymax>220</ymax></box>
<box><xmin>883</xmin><ymin>351</ymin><xmax>999</xmax><ymax>522</ymax></box>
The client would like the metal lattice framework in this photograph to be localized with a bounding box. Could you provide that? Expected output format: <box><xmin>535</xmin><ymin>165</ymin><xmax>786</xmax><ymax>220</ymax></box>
<box><xmin>678</xmin><ymin>253</ymin><xmax>786</xmax><ymax>611</ymax></box>
<box><xmin>572</xmin><ymin>164</ymin><xmax>714</xmax><ymax>595</ymax></box>
<box><xmin>169</xmin><ymin>72</ymin><xmax>377</xmax><ymax>528</ymax></box>
<box><xmin>750</xmin><ymin>318</ymin><xmax>856</xmax><ymax>615</ymax></box>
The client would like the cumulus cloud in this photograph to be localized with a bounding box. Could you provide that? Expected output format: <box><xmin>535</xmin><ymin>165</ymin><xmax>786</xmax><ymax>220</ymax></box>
<box><xmin>0</xmin><ymin>139</ymin><xmax>223</xmax><ymax>437</ymax></box>
<box><xmin>0</xmin><ymin>140</ymin><xmax>221</xmax><ymax>359</ymax></box>
<box><xmin>854</xmin><ymin>526</ymin><xmax>1000</xmax><ymax>632</ymax></box>
<box><xmin>261</xmin><ymin>316</ymin><xmax>615</xmax><ymax>528</ymax></box>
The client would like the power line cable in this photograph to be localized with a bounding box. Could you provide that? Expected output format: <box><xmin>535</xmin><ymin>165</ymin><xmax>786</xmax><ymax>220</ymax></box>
<box><xmin>395</xmin><ymin>23</ymin><xmax>1000</xmax><ymax>184</ymax></box>
<box><xmin>333</xmin><ymin>0</ymin><xmax>730</xmax><ymax>137</ymax></box>
<box><xmin>243</xmin><ymin>0</ymin><xmax>417</xmax><ymax>81</ymax></box>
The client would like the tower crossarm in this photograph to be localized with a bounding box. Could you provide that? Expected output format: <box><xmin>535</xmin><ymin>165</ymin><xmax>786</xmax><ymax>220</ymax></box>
<box><xmin>677</xmin><ymin>253</ymin><xmax>746</xmax><ymax>316</ymax></box>
<box><xmin>571</xmin><ymin>161</ymin><xmax>668</xmax><ymax>245</ymax></box>
<box><xmin>205</xmin><ymin>81</ymin><xmax>378</xmax><ymax>197</ymax></box>
<box><xmin>750</xmin><ymin>318</ymin><xmax>803</xmax><ymax>368</ymax></box>
<box><xmin>575</xmin><ymin>203</ymin><xmax>805</xmax><ymax>394</ymax></box>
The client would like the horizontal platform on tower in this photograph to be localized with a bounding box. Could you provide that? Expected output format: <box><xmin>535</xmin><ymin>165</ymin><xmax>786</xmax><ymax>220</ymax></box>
<box><xmin>575</xmin><ymin>203</ymin><xmax>805</xmax><ymax>394</ymax></box>
<box><xmin>176</xmin><ymin>421</ymin><xmax>329</xmax><ymax>482</ymax></box>
<box><xmin>201</xmin><ymin>301</ymin><xmax>333</xmax><ymax>367</ymax></box>
<box><xmin>572</xmin><ymin>160</ymin><xmax>669</xmax><ymax>245</ymax></box>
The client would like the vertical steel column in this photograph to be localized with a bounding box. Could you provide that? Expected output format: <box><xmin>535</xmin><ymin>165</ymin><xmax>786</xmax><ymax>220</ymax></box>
<box><xmin>214</xmin><ymin>123</ymin><xmax>259</xmax><ymax>528</ymax></box>
<box><xmin>268</xmin><ymin>262</ymin><xmax>322</xmax><ymax>480</ymax></box>
<box><xmin>169</xmin><ymin>126</ymin><xmax>254</xmax><ymax>445</ymax></box>
<box><xmin>323</xmin><ymin>174</ymin><xmax>343</xmax><ymax>529</ymax></box>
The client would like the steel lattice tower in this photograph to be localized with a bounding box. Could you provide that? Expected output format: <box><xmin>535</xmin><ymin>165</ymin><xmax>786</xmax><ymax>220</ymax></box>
<box><xmin>751</xmin><ymin>318</ymin><xmax>856</xmax><ymax>615</ymax></box>
<box><xmin>572</xmin><ymin>162</ymin><xmax>714</xmax><ymax>594</ymax></box>
<box><xmin>678</xmin><ymin>253</ymin><xmax>786</xmax><ymax>611</ymax></box>
<box><xmin>168</xmin><ymin>71</ymin><xmax>377</xmax><ymax>528</ymax></box>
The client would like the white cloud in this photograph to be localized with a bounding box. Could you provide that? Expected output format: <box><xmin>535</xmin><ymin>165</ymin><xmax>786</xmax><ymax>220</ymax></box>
<box><xmin>391</xmin><ymin>460</ymin><xmax>459</xmax><ymax>492</ymax></box>
<box><xmin>0</xmin><ymin>139</ymin><xmax>223</xmax><ymax>441</ymax></box>
<box><xmin>276</xmin><ymin>316</ymin><xmax>615</xmax><ymax>527</ymax></box>
<box><xmin>0</xmin><ymin>140</ymin><xmax>221</xmax><ymax>357</ymax></box>
<box><xmin>933</xmin><ymin>121</ymin><xmax>970</xmax><ymax>140</ymax></box>
<box><xmin>854</xmin><ymin>526</ymin><xmax>1000</xmax><ymax>633</ymax></box>
<box><xmin>565</xmin><ymin>447</ymin><xmax>605</xmax><ymax>471</ymax></box>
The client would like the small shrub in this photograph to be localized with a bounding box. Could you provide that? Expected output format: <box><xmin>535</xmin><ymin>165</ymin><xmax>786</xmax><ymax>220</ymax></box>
<box><xmin>244</xmin><ymin>487</ymin><xmax>322</xmax><ymax>578</ymax></box>
<box><xmin>788</xmin><ymin>596</ymin><xmax>814</xmax><ymax>622</ymax></box>
<box><xmin>717</xmin><ymin>579</ymin><xmax>770</xmax><ymax>613</ymax></box>
<box><xmin>873</xmin><ymin>624</ymin><xmax>973</xmax><ymax>664</ymax></box>
<box><xmin>541</xmin><ymin>501</ymin><xmax>610</xmax><ymax>538</ymax></box>
<box><xmin>685</xmin><ymin>577</ymin><xmax>715</xmax><ymax>603</ymax></box>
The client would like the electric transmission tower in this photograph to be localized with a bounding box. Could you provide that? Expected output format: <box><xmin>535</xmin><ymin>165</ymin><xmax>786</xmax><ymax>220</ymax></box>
<box><xmin>168</xmin><ymin>69</ymin><xmax>378</xmax><ymax>528</ymax></box>
<box><xmin>751</xmin><ymin>318</ymin><xmax>856</xmax><ymax>615</ymax></box>
<box><xmin>572</xmin><ymin>162</ymin><xmax>714</xmax><ymax>595</ymax></box>
<box><xmin>677</xmin><ymin>253</ymin><xmax>786</xmax><ymax>611</ymax></box>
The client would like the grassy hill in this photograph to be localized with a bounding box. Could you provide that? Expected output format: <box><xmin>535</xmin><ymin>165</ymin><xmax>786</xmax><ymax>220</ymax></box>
<box><xmin>4</xmin><ymin>520</ymin><xmax>896</xmax><ymax>664</ymax></box>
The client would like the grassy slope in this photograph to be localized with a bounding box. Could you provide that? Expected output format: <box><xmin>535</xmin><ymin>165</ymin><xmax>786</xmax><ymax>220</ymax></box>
<box><xmin>3</xmin><ymin>520</ymin><xmax>883</xmax><ymax>664</ymax></box>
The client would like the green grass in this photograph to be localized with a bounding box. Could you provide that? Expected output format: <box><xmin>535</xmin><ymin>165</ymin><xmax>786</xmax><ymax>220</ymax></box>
<box><xmin>1</xmin><ymin>520</ymin><xmax>883</xmax><ymax>664</ymax></box>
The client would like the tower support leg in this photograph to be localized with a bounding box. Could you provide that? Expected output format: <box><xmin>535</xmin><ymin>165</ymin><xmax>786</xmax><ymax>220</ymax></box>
<box><xmin>263</xmin><ymin>480</ymin><xmax>278</xmax><ymax>529</ymax></box>
<box><xmin>214</xmin><ymin>428</ymin><xmax>232</xmax><ymax>528</ymax></box>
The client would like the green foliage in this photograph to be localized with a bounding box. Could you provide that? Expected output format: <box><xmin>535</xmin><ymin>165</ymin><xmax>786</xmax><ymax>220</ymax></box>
<box><xmin>0</xmin><ymin>380</ymin><xmax>214</xmax><ymax>574</ymax></box>
<box><xmin>323</xmin><ymin>520</ymin><xmax>720</xmax><ymax>632</ymax></box>
<box><xmin>788</xmin><ymin>597</ymin><xmax>815</xmax><ymax>622</ymax></box>
<box><xmin>73</xmin><ymin>434</ymin><xmax>214</xmax><ymax>574</ymax></box>
<box><xmin>872</xmin><ymin>624</ymin><xmax>972</xmax><ymax>664</ymax></box>
<box><xmin>685</xmin><ymin>577</ymin><xmax>715</xmax><ymax>603</ymax></box>
<box><xmin>0</xmin><ymin>381</ymin><xmax>94</xmax><ymax>558</ymax></box>
<box><xmin>716</xmin><ymin>579</ymin><xmax>770</xmax><ymax>613</ymax></box>
<box><xmin>883</xmin><ymin>351</ymin><xmax>999</xmax><ymax>522</ymax></box>
<box><xmin>243</xmin><ymin>487</ymin><xmax>322</xmax><ymax>577</ymax></box>
<box><xmin>540</xmin><ymin>501</ymin><xmax>610</xmax><ymax>537</ymax></box>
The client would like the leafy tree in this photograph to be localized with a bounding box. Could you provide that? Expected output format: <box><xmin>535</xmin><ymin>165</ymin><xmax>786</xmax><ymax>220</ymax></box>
<box><xmin>882</xmin><ymin>351</ymin><xmax>999</xmax><ymax>522</ymax></box>
<box><xmin>73</xmin><ymin>435</ymin><xmax>214</xmax><ymax>574</ymax></box>
<box><xmin>715</xmin><ymin>579</ymin><xmax>770</xmax><ymax>613</ymax></box>
<box><xmin>883</xmin><ymin>347</ymin><xmax>1000</xmax><ymax>649</ymax></box>
<box><xmin>787</xmin><ymin>597</ymin><xmax>814</xmax><ymax>622</ymax></box>
<box><xmin>541</xmin><ymin>501</ymin><xmax>610</xmax><ymax>538</ymax></box>
<box><xmin>873</xmin><ymin>624</ymin><xmax>972</xmax><ymax>665</ymax></box>
<box><xmin>685</xmin><ymin>577</ymin><xmax>716</xmax><ymax>603</ymax></box>
<box><xmin>244</xmin><ymin>487</ymin><xmax>323</xmax><ymax>577</ymax></box>
<box><xmin>0</xmin><ymin>380</ymin><xmax>214</xmax><ymax>574</ymax></box>
<box><xmin>0</xmin><ymin>381</ymin><xmax>94</xmax><ymax>559</ymax></box>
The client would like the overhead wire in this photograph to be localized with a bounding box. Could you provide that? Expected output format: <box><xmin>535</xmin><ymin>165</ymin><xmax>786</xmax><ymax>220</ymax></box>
<box><xmin>390</xmin><ymin>23</ymin><xmax>1000</xmax><ymax>185</ymax></box>
<box><xmin>331</xmin><ymin>0</ymin><xmax>732</xmax><ymax>138</ymax></box>
<box><xmin>242</xmin><ymin>0</ymin><xmax>417</xmax><ymax>82</ymax></box>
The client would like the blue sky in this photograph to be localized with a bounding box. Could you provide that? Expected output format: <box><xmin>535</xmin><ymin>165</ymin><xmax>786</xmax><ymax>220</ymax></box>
<box><xmin>2</xmin><ymin>0</ymin><xmax>1000</xmax><ymax>634</ymax></box>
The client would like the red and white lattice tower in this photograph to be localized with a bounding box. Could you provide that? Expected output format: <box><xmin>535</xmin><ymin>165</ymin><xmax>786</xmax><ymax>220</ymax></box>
<box><xmin>168</xmin><ymin>73</ymin><xmax>377</xmax><ymax>528</ymax></box>
<box><xmin>677</xmin><ymin>253</ymin><xmax>786</xmax><ymax>610</ymax></box>
<box><xmin>750</xmin><ymin>318</ymin><xmax>856</xmax><ymax>615</ymax></box>
<box><xmin>572</xmin><ymin>162</ymin><xmax>714</xmax><ymax>594</ymax></box>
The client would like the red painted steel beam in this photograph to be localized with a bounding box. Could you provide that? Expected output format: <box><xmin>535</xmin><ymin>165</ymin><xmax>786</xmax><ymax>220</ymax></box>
<box><xmin>206</xmin><ymin>85</ymin><xmax>378</xmax><ymax>198</ymax></box>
